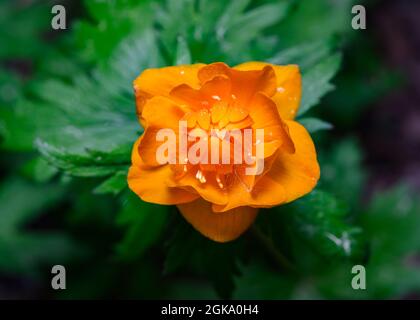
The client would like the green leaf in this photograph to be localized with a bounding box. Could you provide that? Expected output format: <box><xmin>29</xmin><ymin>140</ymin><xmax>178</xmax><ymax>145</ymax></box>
<box><xmin>0</xmin><ymin>100</ymin><xmax>37</xmax><ymax>151</ymax></box>
<box><xmin>74</xmin><ymin>0</ymin><xmax>155</xmax><ymax>63</ymax></box>
<box><xmin>215</xmin><ymin>0</ymin><xmax>251</xmax><ymax>35</ymax></box>
<box><xmin>174</xmin><ymin>36</ymin><xmax>192</xmax><ymax>65</ymax></box>
<box><xmin>298</xmin><ymin>53</ymin><xmax>342</xmax><ymax>116</ymax></box>
<box><xmin>115</xmin><ymin>191</ymin><xmax>169</xmax><ymax>260</ymax></box>
<box><xmin>0</xmin><ymin>70</ymin><xmax>22</xmax><ymax>105</ymax></box>
<box><xmin>222</xmin><ymin>1</ymin><xmax>292</xmax><ymax>62</ymax></box>
<box><xmin>226</xmin><ymin>2</ymin><xmax>290</xmax><ymax>39</ymax></box>
<box><xmin>0</xmin><ymin>177</ymin><xmax>63</xmax><ymax>234</ymax></box>
<box><xmin>234</xmin><ymin>261</ymin><xmax>297</xmax><ymax>299</ymax></box>
<box><xmin>274</xmin><ymin>0</ymin><xmax>356</xmax><ymax>48</ymax></box>
<box><xmin>0</xmin><ymin>233</ymin><xmax>81</xmax><ymax>276</ymax></box>
<box><xmin>0</xmin><ymin>177</ymin><xmax>80</xmax><ymax>275</ymax></box>
<box><xmin>362</xmin><ymin>186</ymin><xmax>420</xmax><ymax>259</ymax></box>
<box><xmin>313</xmin><ymin>186</ymin><xmax>420</xmax><ymax>299</ymax></box>
<box><xmin>157</xmin><ymin>0</ymin><xmax>292</xmax><ymax>64</ymax></box>
<box><xmin>164</xmin><ymin>217</ymin><xmax>242</xmax><ymax>299</ymax></box>
<box><xmin>164</xmin><ymin>220</ymin><xmax>200</xmax><ymax>275</ymax></box>
<box><xmin>94</xmin><ymin>171</ymin><xmax>128</xmax><ymax>195</ymax></box>
<box><xmin>0</xmin><ymin>119</ymin><xmax>5</xmax><ymax>142</ymax></box>
<box><xmin>322</xmin><ymin>37</ymin><xmax>402</xmax><ymax>128</ymax></box>
<box><xmin>269</xmin><ymin>39</ymin><xmax>336</xmax><ymax>72</ymax></box>
<box><xmin>20</xmin><ymin>157</ymin><xmax>59</xmax><ymax>183</ymax></box>
<box><xmin>35</xmin><ymin>138</ymin><xmax>131</xmax><ymax>178</ymax></box>
<box><xmin>3</xmin><ymin>30</ymin><xmax>162</xmax><ymax>178</ymax></box>
<box><xmin>318</xmin><ymin>139</ymin><xmax>366</xmax><ymax>205</ymax></box>
<box><xmin>279</xmin><ymin>190</ymin><xmax>367</xmax><ymax>262</ymax></box>
<box><xmin>0</xmin><ymin>1</ymin><xmax>52</xmax><ymax>59</ymax></box>
<box><xmin>299</xmin><ymin>117</ymin><xmax>333</xmax><ymax>133</ymax></box>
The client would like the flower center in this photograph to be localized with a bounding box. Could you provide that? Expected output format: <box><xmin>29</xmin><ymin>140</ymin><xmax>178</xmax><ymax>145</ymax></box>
<box><xmin>171</xmin><ymin>102</ymin><xmax>257</xmax><ymax>189</ymax></box>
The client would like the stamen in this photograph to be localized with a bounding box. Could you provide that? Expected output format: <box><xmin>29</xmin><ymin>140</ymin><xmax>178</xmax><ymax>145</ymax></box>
<box><xmin>216</xmin><ymin>175</ymin><xmax>224</xmax><ymax>189</ymax></box>
<box><xmin>195</xmin><ymin>170</ymin><xmax>206</xmax><ymax>183</ymax></box>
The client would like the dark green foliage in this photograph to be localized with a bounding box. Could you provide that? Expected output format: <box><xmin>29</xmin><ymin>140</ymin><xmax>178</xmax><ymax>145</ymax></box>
<box><xmin>281</xmin><ymin>190</ymin><xmax>367</xmax><ymax>262</ymax></box>
<box><xmin>116</xmin><ymin>191</ymin><xmax>169</xmax><ymax>260</ymax></box>
<box><xmin>0</xmin><ymin>0</ymin><xmax>52</xmax><ymax>59</ymax></box>
<box><xmin>318</xmin><ymin>139</ymin><xmax>366</xmax><ymax>206</ymax></box>
<box><xmin>164</xmin><ymin>217</ymin><xmax>244</xmax><ymax>299</ymax></box>
<box><xmin>0</xmin><ymin>177</ymin><xmax>79</xmax><ymax>276</ymax></box>
<box><xmin>0</xmin><ymin>0</ymin><xmax>418</xmax><ymax>300</ymax></box>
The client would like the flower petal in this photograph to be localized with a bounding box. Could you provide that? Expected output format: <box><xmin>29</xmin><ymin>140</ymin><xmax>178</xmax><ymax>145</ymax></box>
<box><xmin>170</xmin><ymin>84</ymin><xmax>209</xmax><ymax>110</ymax></box>
<box><xmin>142</xmin><ymin>96</ymin><xmax>185</xmax><ymax>129</ymax></box>
<box><xmin>128</xmin><ymin>138</ymin><xmax>199</xmax><ymax>205</ymax></box>
<box><xmin>177</xmin><ymin>198</ymin><xmax>258</xmax><ymax>242</ymax></box>
<box><xmin>234</xmin><ymin>62</ymin><xmax>301</xmax><ymax>120</ymax></box>
<box><xmin>198</xmin><ymin>62</ymin><xmax>277</xmax><ymax>105</ymax></box>
<box><xmin>167</xmin><ymin>171</ymin><xmax>229</xmax><ymax>205</ymax></box>
<box><xmin>249</xmin><ymin>93</ymin><xmax>295</xmax><ymax>153</ymax></box>
<box><xmin>133</xmin><ymin>64</ymin><xmax>205</xmax><ymax>116</ymax></box>
<box><xmin>200</xmin><ymin>75</ymin><xmax>232</xmax><ymax>102</ymax></box>
<box><xmin>212</xmin><ymin>171</ymin><xmax>287</xmax><ymax>212</ymax></box>
<box><xmin>213</xmin><ymin>120</ymin><xmax>319</xmax><ymax>211</ymax></box>
<box><xmin>139</xmin><ymin>97</ymin><xmax>186</xmax><ymax>166</ymax></box>
<box><xmin>170</xmin><ymin>75</ymin><xmax>232</xmax><ymax>110</ymax></box>
<box><xmin>263</xmin><ymin>120</ymin><xmax>320</xmax><ymax>203</ymax></box>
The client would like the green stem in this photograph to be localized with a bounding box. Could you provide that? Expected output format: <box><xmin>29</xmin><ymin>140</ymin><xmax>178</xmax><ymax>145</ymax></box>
<box><xmin>251</xmin><ymin>225</ymin><xmax>295</xmax><ymax>272</ymax></box>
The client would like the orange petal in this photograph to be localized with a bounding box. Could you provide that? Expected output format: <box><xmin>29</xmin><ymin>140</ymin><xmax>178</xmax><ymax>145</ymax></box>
<box><xmin>227</xmin><ymin>106</ymin><xmax>249</xmax><ymax>122</ymax></box>
<box><xmin>215</xmin><ymin>121</ymin><xmax>319</xmax><ymax>211</ymax></box>
<box><xmin>235</xmin><ymin>164</ymin><xmax>256</xmax><ymax>192</ymax></box>
<box><xmin>234</xmin><ymin>62</ymin><xmax>301</xmax><ymax>120</ymax></box>
<box><xmin>167</xmin><ymin>170</ymin><xmax>229</xmax><ymax>206</ymax></box>
<box><xmin>170</xmin><ymin>84</ymin><xmax>210</xmax><ymax>110</ymax></box>
<box><xmin>218</xmin><ymin>115</ymin><xmax>230</xmax><ymax>129</ymax></box>
<box><xmin>138</xmin><ymin>97</ymin><xmax>185</xmax><ymax>166</ymax></box>
<box><xmin>225</xmin><ymin>117</ymin><xmax>253</xmax><ymax>130</ymax></box>
<box><xmin>211</xmin><ymin>101</ymin><xmax>228</xmax><ymax>123</ymax></box>
<box><xmin>263</xmin><ymin>140</ymin><xmax>282</xmax><ymax>158</ymax></box>
<box><xmin>177</xmin><ymin>198</ymin><xmax>258</xmax><ymax>242</ymax></box>
<box><xmin>249</xmin><ymin>93</ymin><xmax>295</xmax><ymax>153</ymax></box>
<box><xmin>200</xmin><ymin>75</ymin><xmax>232</xmax><ymax>102</ymax></box>
<box><xmin>199</xmin><ymin>63</ymin><xmax>277</xmax><ymax>105</ymax></box>
<box><xmin>128</xmin><ymin>138</ymin><xmax>199</xmax><ymax>205</ymax></box>
<box><xmin>182</xmin><ymin>112</ymin><xmax>197</xmax><ymax>128</ymax></box>
<box><xmin>197</xmin><ymin>109</ymin><xmax>211</xmax><ymax>130</ymax></box>
<box><xmin>229</xmin><ymin>66</ymin><xmax>277</xmax><ymax>105</ymax></box>
<box><xmin>133</xmin><ymin>64</ymin><xmax>205</xmax><ymax>115</ymax></box>
<box><xmin>212</xmin><ymin>171</ymin><xmax>287</xmax><ymax>212</ymax></box>
<box><xmin>128</xmin><ymin>166</ymin><xmax>199</xmax><ymax>205</ymax></box>
<box><xmin>198</xmin><ymin>62</ymin><xmax>230</xmax><ymax>84</ymax></box>
<box><xmin>264</xmin><ymin>120</ymin><xmax>320</xmax><ymax>203</ymax></box>
<box><xmin>142</xmin><ymin>96</ymin><xmax>185</xmax><ymax>128</ymax></box>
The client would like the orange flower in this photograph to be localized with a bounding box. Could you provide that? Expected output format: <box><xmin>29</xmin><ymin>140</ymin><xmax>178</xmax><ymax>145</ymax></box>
<box><xmin>128</xmin><ymin>62</ymin><xmax>320</xmax><ymax>242</ymax></box>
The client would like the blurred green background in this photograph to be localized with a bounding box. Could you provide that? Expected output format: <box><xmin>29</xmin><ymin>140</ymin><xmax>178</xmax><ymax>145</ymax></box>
<box><xmin>0</xmin><ymin>0</ymin><xmax>420</xmax><ymax>299</ymax></box>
